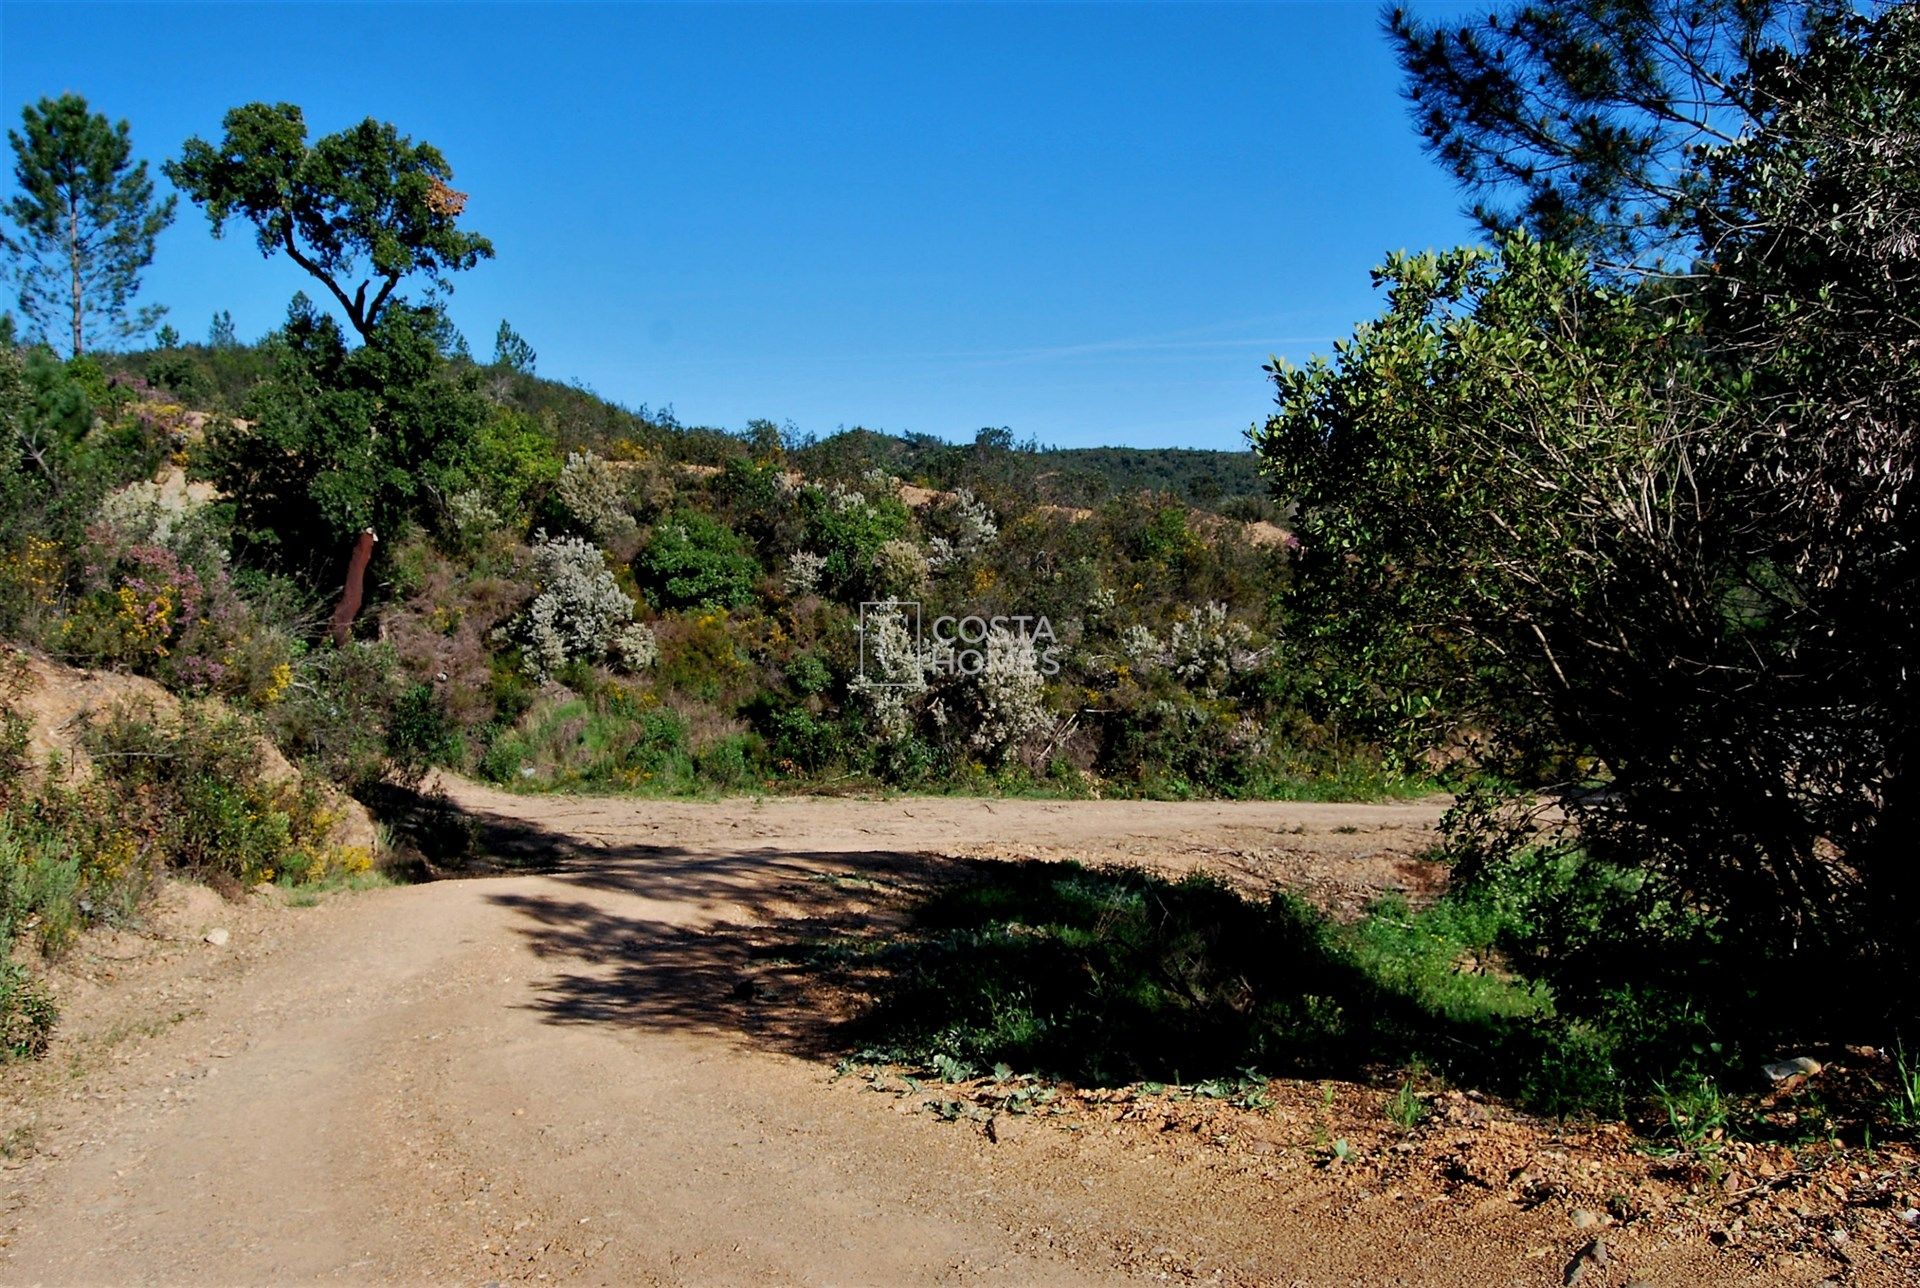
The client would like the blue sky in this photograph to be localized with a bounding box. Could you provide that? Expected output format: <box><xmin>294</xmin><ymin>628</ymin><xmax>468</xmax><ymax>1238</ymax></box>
<box><xmin>1</xmin><ymin>1</ymin><xmax>1480</xmax><ymax>450</ymax></box>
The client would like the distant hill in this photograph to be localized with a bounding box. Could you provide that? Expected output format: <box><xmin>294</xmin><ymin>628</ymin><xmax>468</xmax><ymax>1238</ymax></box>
<box><xmin>106</xmin><ymin>344</ymin><xmax>1277</xmax><ymax>518</ymax></box>
<box><xmin>1043</xmin><ymin>446</ymin><xmax>1267</xmax><ymax>509</ymax></box>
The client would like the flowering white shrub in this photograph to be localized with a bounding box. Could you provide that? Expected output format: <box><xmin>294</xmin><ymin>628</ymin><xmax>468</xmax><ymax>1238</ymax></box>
<box><xmin>1167</xmin><ymin>601</ymin><xmax>1256</xmax><ymax>696</ymax></box>
<box><xmin>445</xmin><ymin>489</ymin><xmax>501</xmax><ymax>548</ymax></box>
<box><xmin>871</xmin><ymin>538</ymin><xmax>929</xmax><ymax>598</ymax></box>
<box><xmin>512</xmin><ymin>531</ymin><xmax>638</xmax><ymax>678</ymax></box>
<box><xmin>1120</xmin><ymin>623</ymin><xmax>1162</xmax><ymax>670</ymax></box>
<box><xmin>926</xmin><ymin>488</ymin><xmax>998</xmax><ymax>570</ymax></box>
<box><xmin>964</xmin><ymin>625</ymin><xmax>1050</xmax><ymax>759</ymax></box>
<box><xmin>611</xmin><ymin>621</ymin><xmax>659</xmax><ymax>672</ymax></box>
<box><xmin>849</xmin><ymin>600</ymin><xmax>926</xmax><ymax>742</ymax></box>
<box><xmin>97</xmin><ymin>478</ymin><xmax>209</xmax><ymax>549</ymax></box>
<box><xmin>827</xmin><ymin>483</ymin><xmax>868</xmax><ymax>513</ymax></box>
<box><xmin>783</xmin><ymin>550</ymin><xmax>828</xmax><ymax>596</ymax></box>
<box><xmin>556</xmin><ymin>450</ymin><xmax>637</xmax><ymax>544</ymax></box>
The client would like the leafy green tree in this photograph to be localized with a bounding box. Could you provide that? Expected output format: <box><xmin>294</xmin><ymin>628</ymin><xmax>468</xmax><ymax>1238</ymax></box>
<box><xmin>208</xmin><ymin>309</ymin><xmax>237</xmax><ymax>348</ymax></box>
<box><xmin>153</xmin><ymin>322</ymin><xmax>179</xmax><ymax>349</ymax></box>
<box><xmin>1</xmin><ymin>94</ymin><xmax>176</xmax><ymax>356</ymax></box>
<box><xmin>207</xmin><ymin>294</ymin><xmax>488</xmax><ymax>585</ymax></box>
<box><xmin>167</xmin><ymin>103</ymin><xmax>492</xmax><ymax>342</ymax></box>
<box><xmin>1266</xmin><ymin>0</ymin><xmax>1920</xmax><ymax>1017</ymax></box>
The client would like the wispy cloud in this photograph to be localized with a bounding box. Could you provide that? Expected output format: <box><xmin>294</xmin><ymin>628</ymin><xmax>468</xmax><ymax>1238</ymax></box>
<box><xmin>612</xmin><ymin>322</ymin><xmax>1339</xmax><ymax>372</ymax></box>
<box><xmin>951</xmin><ymin>335</ymin><xmax>1335</xmax><ymax>366</ymax></box>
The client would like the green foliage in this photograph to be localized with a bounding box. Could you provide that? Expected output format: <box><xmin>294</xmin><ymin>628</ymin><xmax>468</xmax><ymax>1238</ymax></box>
<box><xmin>1388</xmin><ymin>0</ymin><xmax>1817</xmax><ymax>271</ymax></box>
<box><xmin>635</xmin><ymin>510</ymin><xmax>759</xmax><ymax>610</ymax></box>
<box><xmin>797</xmin><ymin>483</ymin><xmax>910</xmax><ymax>599</ymax></box>
<box><xmin>1270</xmin><ymin>2</ymin><xmax>1920</xmax><ymax>1040</ymax></box>
<box><xmin>82</xmin><ymin>702</ymin><xmax>343</xmax><ymax>884</ymax></box>
<box><xmin>0</xmin><ymin>959</ymin><xmax>56</xmax><ymax>1061</ymax></box>
<box><xmin>167</xmin><ymin>102</ymin><xmax>492</xmax><ymax>341</ymax></box>
<box><xmin>0</xmin><ymin>345</ymin><xmax>100</xmax><ymax>573</ymax></box>
<box><xmin>1887</xmin><ymin>1047</ymin><xmax>1920</xmax><ymax>1131</ymax></box>
<box><xmin>783</xmin><ymin>652</ymin><xmax>831</xmax><ymax>698</ymax></box>
<box><xmin>492</xmin><ymin>319</ymin><xmax>535</xmax><ymax>374</ymax></box>
<box><xmin>757</xmin><ymin>704</ymin><xmax>844</xmax><ymax>774</ymax></box>
<box><xmin>480</xmin><ymin>688</ymin><xmax>697</xmax><ymax>792</ymax></box>
<box><xmin>0</xmin><ymin>689</ymin><xmax>363</xmax><ymax>976</ymax></box>
<box><xmin>387</xmin><ymin>682</ymin><xmax>461</xmax><ymax>777</ymax></box>
<box><xmin>209</xmin><ymin>296</ymin><xmax>489</xmax><ymax>585</ymax></box>
<box><xmin>1255</xmin><ymin>235</ymin><xmax>1673</xmax><ymax>768</ymax></box>
<box><xmin>813</xmin><ymin>858</ymin><xmax>1637</xmax><ymax>1111</ymax></box>
<box><xmin>1653</xmin><ymin>1076</ymin><xmax>1731</xmax><ymax>1161</ymax></box>
<box><xmin>693</xmin><ymin>733</ymin><xmax>759</xmax><ymax>790</ymax></box>
<box><xmin>2</xmin><ymin>93</ymin><xmax>176</xmax><ymax>355</ymax></box>
<box><xmin>469</xmin><ymin>407</ymin><xmax>562</xmax><ymax>520</ymax></box>
<box><xmin>266</xmin><ymin>641</ymin><xmax>413</xmax><ymax>792</ymax></box>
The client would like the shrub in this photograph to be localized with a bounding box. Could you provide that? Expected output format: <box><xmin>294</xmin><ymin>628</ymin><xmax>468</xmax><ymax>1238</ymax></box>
<box><xmin>470</xmin><ymin>407</ymin><xmax>562</xmax><ymax>518</ymax></box>
<box><xmin>387</xmin><ymin>683</ymin><xmax>462</xmax><ymax>777</ymax></box>
<box><xmin>267</xmin><ymin>641</ymin><xmax>409</xmax><ymax>791</ymax></box>
<box><xmin>784</xmin><ymin>652</ymin><xmax>831</xmax><ymax>698</ymax></box>
<box><xmin>848</xmin><ymin>599</ymin><xmax>925</xmax><ymax>745</ymax></box>
<box><xmin>611</xmin><ymin>621</ymin><xmax>659</xmax><ymax>672</ymax></box>
<box><xmin>871</xmin><ymin>538</ymin><xmax>929</xmax><ymax>598</ymax></box>
<box><xmin>510</xmin><ymin>531</ymin><xmax>638</xmax><ymax>679</ymax></box>
<box><xmin>782</xmin><ymin>550</ymin><xmax>827</xmax><ymax>596</ymax></box>
<box><xmin>932</xmin><ymin>625</ymin><xmax>1051</xmax><ymax>766</ymax></box>
<box><xmin>758</xmin><ymin>704</ymin><xmax>841</xmax><ymax>773</ymax></box>
<box><xmin>1165</xmin><ymin>601</ymin><xmax>1258</xmax><ymax>697</ymax></box>
<box><xmin>694</xmin><ymin>734</ymin><xmax>759</xmax><ymax>790</ymax></box>
<box><xmin>555</xmin><ymin>449</ymin><xmax>637</xmax><ymax>545</ymax></box>
<box><xmin>481</xmin><ymin>690</ymin><xmax>696</xmax><ymax>791</ymax></box>
<box><xmin>443</xmin><ymin>489</ymin><xmax>501</xmax><ymax>551</ymax></box>
<box><xmin>923</xmin><ymin>488</ymin><xmax>997</xmax><ymax>572</ymax></box>
<box><xmin>798</xmin><ymin>483</ymin><xmax>911</xmax><ymax>598</ymax></box>
<box><xmin>0</xmin><ymin>961</ymin><xmax>56</xmax><ymax>1061</ymax></box>
<box><xmin>635</xmin><ymin>510</ymin><xmax>759</xmax><ymax>610</ymax></box>
<box><xmin>85</xmin><ymin>702</ymin><xmax>346</xmax><ymax>885</ymax></box>
<box><xmin>655</xmin><ymin>609</ymin><xmax>753</xmax><ymax>703</ymax></box>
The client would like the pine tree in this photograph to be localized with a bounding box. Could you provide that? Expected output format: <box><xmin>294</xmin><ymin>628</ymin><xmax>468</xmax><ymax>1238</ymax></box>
<box><xmin>1</xmin><ymin>94</ymin><xmax>176</xmax><ymax>356</ymax></box>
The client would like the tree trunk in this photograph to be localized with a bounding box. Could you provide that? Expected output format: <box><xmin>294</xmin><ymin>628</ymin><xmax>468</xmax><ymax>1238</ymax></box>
<box><xmin>328</xmin><ymin>528</ymin><xmax>379</xmax><ymax>646</ymax></box>
<box><xmin>68</xmin><ymin>196</ymin><xmax>83</xmax><ymax>357</ymax></box>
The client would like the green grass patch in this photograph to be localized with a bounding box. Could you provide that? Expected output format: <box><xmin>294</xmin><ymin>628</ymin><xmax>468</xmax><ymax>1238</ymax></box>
<box><xmin>810</xmin><ymin>859</ymin><xmax>1631</xmax><ymax>1112</ymax></box>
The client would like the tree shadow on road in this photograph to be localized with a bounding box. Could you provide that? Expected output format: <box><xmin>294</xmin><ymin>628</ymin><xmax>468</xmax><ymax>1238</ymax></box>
<box><xmin>433</xmin><ymin>788</ymin><xmax>1589</xmax><ymax>1105</ymax></box>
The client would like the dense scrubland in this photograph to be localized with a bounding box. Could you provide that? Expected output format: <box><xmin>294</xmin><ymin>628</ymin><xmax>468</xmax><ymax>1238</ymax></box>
<box><xmin>4</xmin><ymin>0</ymin><xmax>1920</xmax><ymax>1170</ymax></box>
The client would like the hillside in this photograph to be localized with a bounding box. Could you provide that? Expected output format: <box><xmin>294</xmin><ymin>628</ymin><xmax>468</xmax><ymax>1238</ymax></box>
<box><xmin>111</xmin><ymin>344</ymin><xmax>1276</xmax><ymax>516</ymax></box>
<box><xmin>30</xmin><ymin>339</ymin><xmax>1357</xmax><ymax>813</ymax></box>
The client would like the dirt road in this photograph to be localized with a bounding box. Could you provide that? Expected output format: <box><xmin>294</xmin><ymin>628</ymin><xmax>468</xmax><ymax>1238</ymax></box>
<box><xmin>0</xmin><ymin>785</ymin><xmax>1880</xmax><ymax>1285</ymax></box>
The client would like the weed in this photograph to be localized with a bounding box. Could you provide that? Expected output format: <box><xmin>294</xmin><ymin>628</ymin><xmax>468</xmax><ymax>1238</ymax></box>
<box><xmin>931</xmin><ymin>1052</ymin><xmax>976</xmax><ymax>1083</ymax></box>
<box><xmin>1387</xmin><ymin>1077</ymin><xmax>1429</xmax><ymax>1131</ymax></box>
<box><xmin>1652</xmin><ymin>1076</ymin><xmax>1729</xmax><ymax>1171</ymax></box>
<box><xmin>0</xmin><ymin>960</ymin><xmax>56</xmax><ymax>1060</ymax></box>
<box><xmin>1887</xmin><ymin>1046</ymin><xmax>1920</xmax><ymax>1130</ymax></box>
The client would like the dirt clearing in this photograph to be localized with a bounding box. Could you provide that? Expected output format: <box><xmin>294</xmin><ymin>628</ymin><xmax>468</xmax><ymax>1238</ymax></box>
<box><xmin>0</xmin><ymin>783</ymin><xmax>1909</xmax><ymax>1285</ymax></box>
